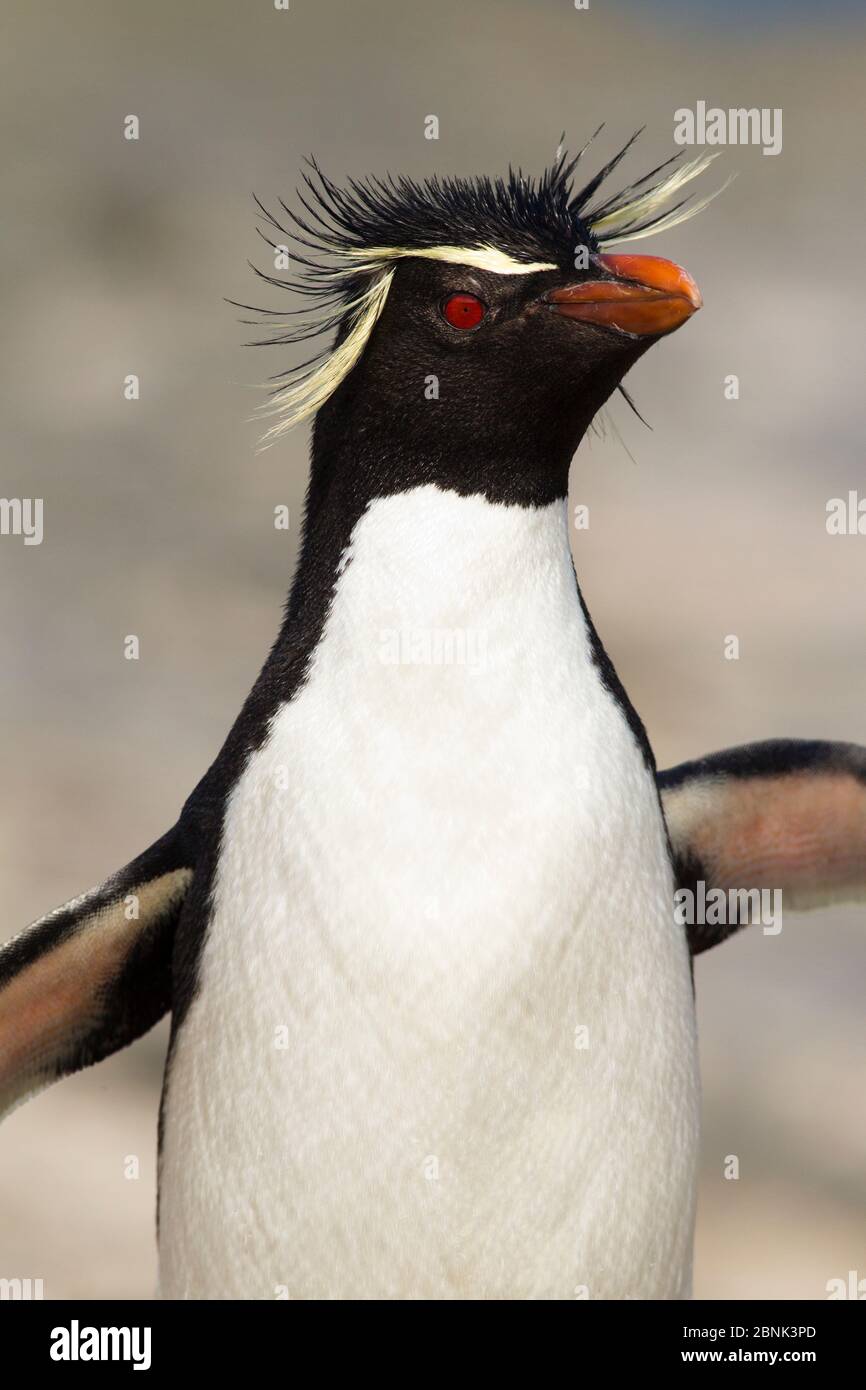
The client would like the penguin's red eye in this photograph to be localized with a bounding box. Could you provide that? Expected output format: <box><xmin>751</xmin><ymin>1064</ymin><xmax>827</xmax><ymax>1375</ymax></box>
<box><xmin>441</xmin><ymin>293</ymin><xmax>486</xmax><ymax>330</ymax></box>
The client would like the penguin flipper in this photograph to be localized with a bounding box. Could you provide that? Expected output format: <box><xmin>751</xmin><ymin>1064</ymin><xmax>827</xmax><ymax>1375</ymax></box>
<box><xmin>658</xmin><ymin>739</ymin><xmax>866</xmax><ymax>955</ymax></box>
<box><xmin>0</xmin><ymin>825</ymin><xmax>193</xmax><ymax>1119</ymax></box>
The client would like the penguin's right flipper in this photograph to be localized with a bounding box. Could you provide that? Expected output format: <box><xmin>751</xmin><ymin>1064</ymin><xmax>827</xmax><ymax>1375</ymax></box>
<box><xmin>0</xmin><ymin>825</ymin><xmax>193</xmax><ymax>1120</ymax></box>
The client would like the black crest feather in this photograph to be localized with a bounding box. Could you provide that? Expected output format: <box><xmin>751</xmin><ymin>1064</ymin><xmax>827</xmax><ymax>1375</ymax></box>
<box><xmin>236</xmin><ymin>131</ymin><xmax>721</xmax><ymax>436</ymax></box>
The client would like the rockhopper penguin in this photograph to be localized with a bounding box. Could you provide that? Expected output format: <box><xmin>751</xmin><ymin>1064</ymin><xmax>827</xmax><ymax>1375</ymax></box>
<box><xmin>2</xmin><ymin>136</ymin><xmax>865</xmax><ymax>1300</ymax></box>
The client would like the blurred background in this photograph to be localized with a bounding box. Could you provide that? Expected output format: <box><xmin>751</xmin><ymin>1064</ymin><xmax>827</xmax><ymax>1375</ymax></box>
<box><xmin>1</xmin><ymin>0</ymin><xmax>865</xmax><ymax>1300</ymax></box>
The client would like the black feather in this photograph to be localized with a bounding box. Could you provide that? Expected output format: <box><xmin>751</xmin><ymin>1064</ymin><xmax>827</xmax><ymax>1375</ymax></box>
<box><xmin>240</xmin><ymin>133</ymin><xmax>709</xmax><ymax>405</ymax></box>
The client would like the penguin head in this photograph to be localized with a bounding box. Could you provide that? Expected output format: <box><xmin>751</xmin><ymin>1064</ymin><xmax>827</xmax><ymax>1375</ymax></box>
<box><xmin>247</xmin><ymin>134</ymin><xmax>719</xmax><ymax>473</ymax></box>
<box><xmin>319</xmin><ymin>245</ymin><xmax>701</xmax><ymax>466</ymax></box>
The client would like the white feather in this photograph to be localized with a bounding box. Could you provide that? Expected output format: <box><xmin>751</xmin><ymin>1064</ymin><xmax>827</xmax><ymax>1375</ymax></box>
<box><xmin>260</xmin><ymin>270</ymin><xmax>395</xmax><ymax>441</ymax></box>
<box><xmin>592</xmin><ymin>154</ymin><xmax>728</xmax><ymax>244</ymax></box>
<box><xmin>344</xmin><ymin>243</ymin><xmax>557</xmax><ymax>276</ymax></box>
<box><xmin>158</xmin><ymin>484</ymin><xmax>700</xmax><ymax>1300</ymax></box>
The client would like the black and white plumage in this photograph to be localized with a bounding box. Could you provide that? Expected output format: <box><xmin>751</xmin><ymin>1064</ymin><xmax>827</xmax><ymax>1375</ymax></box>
<box><xmin>1</xmin><ymin>138</ymin><xmax>863</xmax><ymax>1300</ymax></box>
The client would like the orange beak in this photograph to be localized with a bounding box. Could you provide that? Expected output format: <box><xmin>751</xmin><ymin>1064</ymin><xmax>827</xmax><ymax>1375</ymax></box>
<box><xmin>547</xmin><ymin>253</ymin><xmax>702</xmax><ymax>338</ymax></box>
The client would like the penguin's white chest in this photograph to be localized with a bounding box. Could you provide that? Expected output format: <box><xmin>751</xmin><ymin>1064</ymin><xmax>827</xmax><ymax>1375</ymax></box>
<box><xmin>159</xmin><ymin>486</ymin><xmax>699</xmax><ymax>1299</ymax></box>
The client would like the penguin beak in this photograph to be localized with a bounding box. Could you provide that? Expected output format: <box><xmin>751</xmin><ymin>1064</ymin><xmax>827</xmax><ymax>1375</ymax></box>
<box><xmin>546</xmin><ymin>253</ymin><xmax>702</xmax><ymax>338</ymax></box>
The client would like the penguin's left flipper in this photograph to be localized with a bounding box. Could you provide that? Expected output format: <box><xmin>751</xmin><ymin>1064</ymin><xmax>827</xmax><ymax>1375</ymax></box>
<box><xmin>658</xmin><ymin>739</ymin><xmax>866</xmax><ymax>955</ymax></box>
<box><xmin>0</xmin><ymin>824</ymin><xmax>193</xmax><ymax>1120</ymax></box>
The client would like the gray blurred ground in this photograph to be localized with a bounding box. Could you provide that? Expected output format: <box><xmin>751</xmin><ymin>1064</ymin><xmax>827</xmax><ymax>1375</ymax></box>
<box><xmin>1</xmin><ymin>0</ymin><xmax>865</xmax><ymax>1299</ymax></box>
